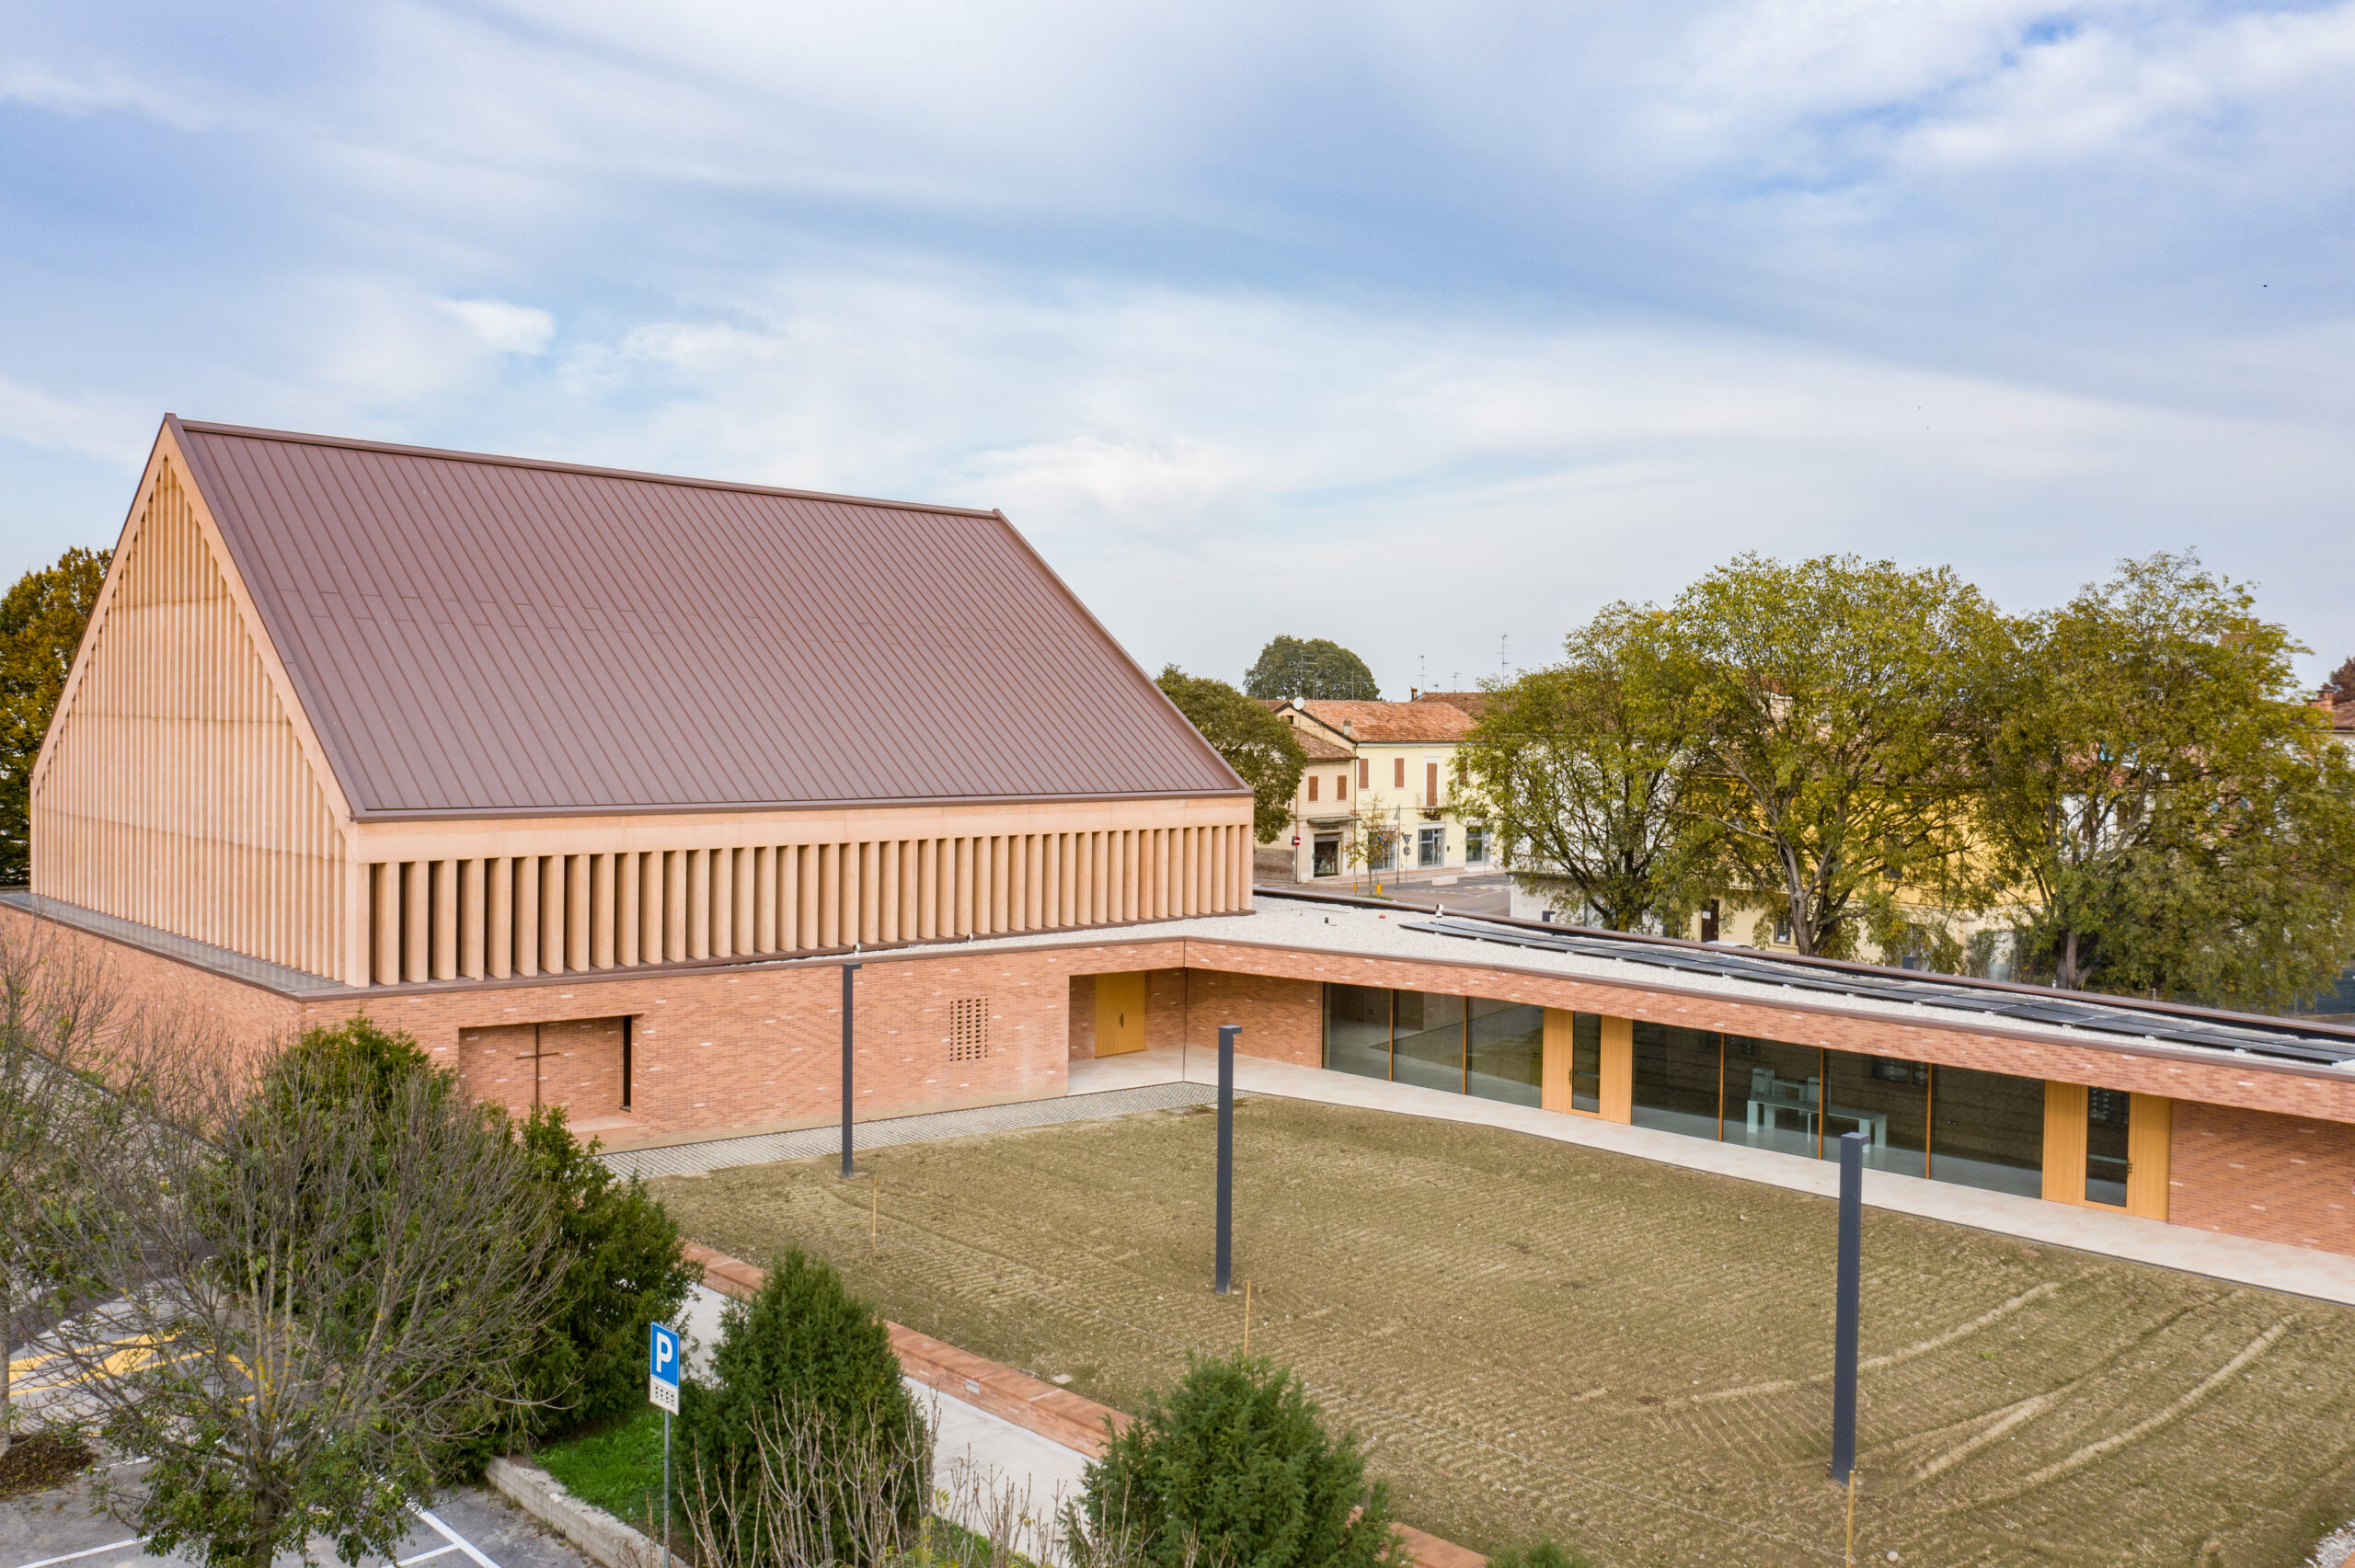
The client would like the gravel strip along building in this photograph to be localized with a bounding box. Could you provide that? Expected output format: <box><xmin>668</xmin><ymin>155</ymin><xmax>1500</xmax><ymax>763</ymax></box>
<box><xmin>10</xmin><ymin>416</ymin><xmax>2354</xmax><ymax>1260</ymax></box>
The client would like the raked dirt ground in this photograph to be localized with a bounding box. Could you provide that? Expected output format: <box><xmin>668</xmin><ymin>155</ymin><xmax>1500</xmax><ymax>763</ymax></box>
<box><xmin>649</xmin><ymin>1096</ymin><xmax>2355</xmax><ymax>1568</ymax></box>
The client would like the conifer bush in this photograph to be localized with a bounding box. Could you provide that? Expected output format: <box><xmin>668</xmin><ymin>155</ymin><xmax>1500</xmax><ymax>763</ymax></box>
<box><xmin>680</xmin><ymin>1248</ymin><xmax>926</xmax><ymax>1564</ymax></box>
<box><xmin>1071</xmin><ymin>1354</ymin><xmax>1409</xmax><ymax>1568</ymax></box>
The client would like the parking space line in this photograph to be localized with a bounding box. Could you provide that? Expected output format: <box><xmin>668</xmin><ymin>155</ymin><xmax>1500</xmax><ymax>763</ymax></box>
<box><xmin>410</xmin><ymin>1510</ymin><xmax>499</xmax><ymax>1568</ymax></box>
<box><xmin>395</xmin><ymin>1546</ymin><xmax>462</xmax><ymax>1566</ymax></box>
<box><xmin>8</xmin><ymin>1539</ymin><xmax>144</xmax><ymax>1568</ymax></box>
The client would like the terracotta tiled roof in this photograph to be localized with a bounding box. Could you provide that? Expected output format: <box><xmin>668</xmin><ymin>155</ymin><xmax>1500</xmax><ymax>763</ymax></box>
<box><xmin>1413</xmin><ymin>691</ymin><xmax>1489</xmax><ymax>719</ymax></box>
<box><xmin>166</xmin><ymin>418</ymin><xmax>1244</xmax><ymax>816</ymax></box>
<box><xmin>1291</xmin><ymin>699</ymin><xmax>1476</xmax><ymax>745</ymax></box>
<box><xmin>1292</xmin><ymin>727</ymin><xmax>1353</xmax><ymax>761</ymax></box>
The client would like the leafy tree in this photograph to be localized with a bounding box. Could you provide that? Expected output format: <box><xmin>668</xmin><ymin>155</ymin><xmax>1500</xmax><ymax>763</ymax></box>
<box><xmin>1243</xmin><ymin>636</ymin><xmax>1380</xmax><ymax>702</ymax></box>
<box><xmin>268</xmin><ymin>1017</ymin><xmax>697</xmax><ymax>1450</ymax></box>
<box><xmin>2325</xmin><ymin>656</ymin><xmax>2355</xmax><ymax>702</ymax></box>
<box><xmin>1668</xmin><ymin>555</ymin><xmax>2005</xmax><ymax>957</ymax></box>
<box><xmin>1982</xmin><ymin>553</ymin><xmax>2355</xmax><ymax>1009</ymax></box>
<box><xmin>1070</xmin><ymin>1353</ymin><xmax>1408</xmax><ymax>1568</ymax></box>
<box><xmin>506</xmin><ymin>1104</ymin><xmax>698</xmax><ymax>1441</ymax></box>
<box><xmin>682</xmin><ymin>1249</ymin><xmax>925</xmax><ymax>1563</ymax></box>
<box><xmin>1158</xmin><ymin>666</ymin><xmax>1309</xmax><ymax>841</ymax></box>
<box><xmin>0</xmin><ymin>546</ymin><xmax>110</xmax><ymax>883</ymax></box>
<box><xmin>1461</xmin><ymin>604</ymin><xmax>1712</xmax><ymax>933</ymax></box>
<box><xmin>39</xmin><ymin>1028</ymin><xmax>558</xmax><ymax>1568</ymax></box>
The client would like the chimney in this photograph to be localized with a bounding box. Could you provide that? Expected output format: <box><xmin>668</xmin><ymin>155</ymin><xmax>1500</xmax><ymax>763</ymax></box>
<box><xmin>1410</xmin><ymin>687</ymin><xmax>1419</xmax><ymax>701</ymax></box>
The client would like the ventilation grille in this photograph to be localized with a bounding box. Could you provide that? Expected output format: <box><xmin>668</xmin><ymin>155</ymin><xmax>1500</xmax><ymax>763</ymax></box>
<box><xmin>948</xmin><ymin>998</ymin><xmax>990</xmax><ymax>1062</ymax></box>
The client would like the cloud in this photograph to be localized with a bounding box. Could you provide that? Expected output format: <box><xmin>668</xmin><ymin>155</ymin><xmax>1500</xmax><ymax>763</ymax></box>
<box><xmin>441</xmin><ymin>298</ymin><xmax>557</xmax><ymax>355</ymax></box>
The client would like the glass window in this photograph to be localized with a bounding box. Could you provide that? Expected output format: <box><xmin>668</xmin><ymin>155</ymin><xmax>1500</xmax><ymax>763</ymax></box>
<box><xmin>1418</xmin><ymin>826</ymin><xmax>1445</xmax><ymax>867</ymax></box>
<box><xmin>2086</xmin><ymin>1088</ymin><xmax>2131</xmax><ymax>1207</ymax></box>
<box><xmin>1465</xmin><ymin>825</ymin><xmax>1488</xmax><ymax>864</ymax></box>
<box><xmin>1726</xmin><ymin>1035</ymin><xmax>1822</xmax><ymax>1158</ymax></box>
<box><xmin>1393</xmin><ymin>991</ymin><xmax>1466</xmax><ymax>1092</ymax></box>
<box><xmin>1821</xmin><ymin>1050</ymin><xmax>1929</xmax><ymax>1177</ymax></box>
<box><xmin>1570</xmin><ymin>1012</ymin><xmax>1601</xmax><ymax>1113</ymax></box>
<box><xmin>1467</xmin><ymin>1000</ymin><xmax>1542</xmax><ymax>1106</ymax></box>
<box><xmin>1929</xmin><ymin>1066</ymin><xmax>2044</xmax><ymax>1197</ymax></box>
<box><xmin>1632</xmin><ymin>1023</ymin><xmax>1721</xmax><ymax>1139</ymax></box>
<box><xmin>1323</xmin><ymin>984</ymin><xmax>1390</xmax><ymax>1080</ymax></box>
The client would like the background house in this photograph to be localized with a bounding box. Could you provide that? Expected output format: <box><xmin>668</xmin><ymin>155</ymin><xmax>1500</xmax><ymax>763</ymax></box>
<box><xmin>1267</xmin><ymin>696</ymin><xmax>1483</xmax><ymax>884</ymax></box>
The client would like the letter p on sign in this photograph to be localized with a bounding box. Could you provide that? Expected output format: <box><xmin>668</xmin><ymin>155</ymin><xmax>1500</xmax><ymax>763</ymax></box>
<box><xmin>649</xmin><ymin>1322</ymin><xmax>681</xmax><ymax>1413</ymax></box>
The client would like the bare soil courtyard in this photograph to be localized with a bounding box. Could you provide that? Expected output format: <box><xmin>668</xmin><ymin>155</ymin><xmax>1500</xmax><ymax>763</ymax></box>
<box><xmin>648</xmin><ymin>1096</ymin><xmax>2355</xmax><ymax>1568</ymax></box>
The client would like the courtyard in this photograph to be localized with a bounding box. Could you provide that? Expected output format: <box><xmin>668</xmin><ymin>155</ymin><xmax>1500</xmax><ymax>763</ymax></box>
<box><xmin>649</xmin><ymin>1095</ymin><xmax>2355</xmax><ymax>1568</ymax></box>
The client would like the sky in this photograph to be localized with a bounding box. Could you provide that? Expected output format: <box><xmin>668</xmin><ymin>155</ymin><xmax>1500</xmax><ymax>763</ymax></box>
<box><xmin>3</xmin><ymin>0</ymin><xmax>2350</xmax><ymax>695</ymax></box>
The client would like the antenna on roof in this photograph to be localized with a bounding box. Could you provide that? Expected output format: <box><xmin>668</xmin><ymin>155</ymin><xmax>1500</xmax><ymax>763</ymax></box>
<box><xmin>1499</xmin><ymin>634</ymin><xmax>1509</xmax><ymax>677</ymax></box>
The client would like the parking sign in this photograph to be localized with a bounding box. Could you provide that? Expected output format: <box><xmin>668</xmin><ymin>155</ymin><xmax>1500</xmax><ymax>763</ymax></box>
<box><xmin>648</xmin><ymin>1322</ymin><xmax>680</xmax><ymax>1413</ymax></box>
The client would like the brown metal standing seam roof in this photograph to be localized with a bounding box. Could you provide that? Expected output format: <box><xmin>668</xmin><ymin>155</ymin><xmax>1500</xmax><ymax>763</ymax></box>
<box><xmin>166</xmin><ymin>418</ymin><xmax>1246</xmax><ymax>818</ymax></box>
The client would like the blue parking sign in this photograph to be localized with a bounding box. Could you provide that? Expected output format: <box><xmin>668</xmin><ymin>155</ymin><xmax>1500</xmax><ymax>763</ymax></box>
<box><xmin>649</xmin><ymin>1322</ymin><xmax>681</xmax><ymax>1413</ymax></box>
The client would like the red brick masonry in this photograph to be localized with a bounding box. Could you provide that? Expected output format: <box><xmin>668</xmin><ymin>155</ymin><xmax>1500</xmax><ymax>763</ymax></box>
<box><xmin>13</xmin><ymin>899</ymin><xmax>2355</xmax><ymax>1258</ymax></box>
<box><xmin>682</xmin><ymin>1242</ymin><xmax>1486</xmax><ymax>1568</ymax></box>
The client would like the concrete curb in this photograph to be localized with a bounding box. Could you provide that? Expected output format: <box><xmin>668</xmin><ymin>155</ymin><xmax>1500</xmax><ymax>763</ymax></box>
<box><xmin>484</xmin><ymin>1455</ymin><xmax>664</xmax><ymax>1568</ymax></box>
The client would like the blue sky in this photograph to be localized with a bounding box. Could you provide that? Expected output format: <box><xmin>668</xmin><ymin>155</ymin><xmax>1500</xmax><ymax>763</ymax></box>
<box><xmin>5</xmin><ymin>0</ymin><xmax>2350</xmax><ymax>693</ymax></box>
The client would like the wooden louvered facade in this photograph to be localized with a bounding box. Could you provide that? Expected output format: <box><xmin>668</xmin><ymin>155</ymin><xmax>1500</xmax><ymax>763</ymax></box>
<box><xmin>353</xmin><ymin>815</ymin><xmax>1251</xmax><ymax>987</ymax></box>
<box><xmin>28</xmin><ymin>420</ymin><xmax>1255</xmax><ymax>989</ymax></box>
<box><xmin>30</xmin><ymin>447</ymin><xmax>351</xmax><ymax>979</ymax></box>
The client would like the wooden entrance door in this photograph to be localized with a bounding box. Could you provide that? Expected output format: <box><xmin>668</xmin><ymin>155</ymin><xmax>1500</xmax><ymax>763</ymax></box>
<box><xmin>1095</xmin><ymin>972</ymin><xmax>1148</xmax><ymax>1056</ymax></box>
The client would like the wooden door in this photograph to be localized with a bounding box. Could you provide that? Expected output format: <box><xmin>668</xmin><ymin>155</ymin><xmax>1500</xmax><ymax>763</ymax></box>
<box><xmin>1095</xmin><ymin>972</ymin><xmax>1148</xmax><ymax>1056</ymax></box>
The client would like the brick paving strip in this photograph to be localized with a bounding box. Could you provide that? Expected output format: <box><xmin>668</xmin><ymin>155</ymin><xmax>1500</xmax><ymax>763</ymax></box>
<box><xmin>598</xmin><ymin>1082</ymin><xmax>1223</xmax><ymax>1180</ymax></box>
<box><xmin>681</xmin><ymin>1243</ymin><xmax>1486</xmax><ymax>1568</ymax></box>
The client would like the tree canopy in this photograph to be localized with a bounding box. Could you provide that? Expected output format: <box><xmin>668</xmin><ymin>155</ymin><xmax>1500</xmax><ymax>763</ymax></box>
<box><xmin>1</xmin><ymin>546</ymin><xmax>109</xmax><ymax>883</ymax></box>
<box><xmin>1468</xmin><ymin>548</ymin><xmax>2355</xmax><ymax>1009</ymax></box>
<box><xmin>1461</xmin><ymin>605</ymin><xmax>1710</xmax><ymax>933</ymax></box>
<box><xmin>1981</xmin><ymin>554</ymin><xmax>2355</xmax><ymax>1011</ymax></box>
<box><xmin>1669</xmin><ymin>554</ymin><xmax>2005</xmax><ymax>958</ymax></box>
<box><xmin>1157</xmin><ymin>666</ymin><xmax>1307</xmax><ymax>841</ymax></box>
<box><xmin>1243</xmin><ymin>635</ymin><xmax>1380</xmax><ymax>701</ymax></box>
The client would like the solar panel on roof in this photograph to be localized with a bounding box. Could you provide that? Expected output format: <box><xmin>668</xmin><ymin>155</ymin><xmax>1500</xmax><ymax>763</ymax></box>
<box><xmin>1396</xmin><ymin>911</ymin><xmax>2355</xmax><ymax>1070</ymax></box>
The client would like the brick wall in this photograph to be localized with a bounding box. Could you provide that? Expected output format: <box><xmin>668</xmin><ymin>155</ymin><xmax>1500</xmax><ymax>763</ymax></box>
<box><xmin>25</xmin><ymin>900</ymin><xmax>2355</xmax><ymax>1258</ymax></box>
<box><xmin>1067</xmin><ymin>975</ymin><xmax>1097</xmax><ymax>1059</ymax></box>
<box><xmin>0</xmin><ymin>905</ymin><xmax>303</xmax><ymax>1078</ymax></box>
<box><xmin>1174</xmin><ymin>969</ymin><xmax>1324</xmax><ymax>1065</ymax></box>
<box><xmin>2170</xmin><ymin>1100</ymin><xmax>2355</xmax><ymax>1253</ymax></box>
<box><xmin>458</xmin><ymin>1016</ymin><xmax>625</xmax><ymax>1122</ymax></box>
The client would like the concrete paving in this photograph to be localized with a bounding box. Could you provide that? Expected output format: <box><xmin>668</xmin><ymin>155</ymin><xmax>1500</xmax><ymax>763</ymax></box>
<box><xmin>602</xmin><ymin>1080</ymin><xmax>1219</xmax><ymax>1180</ymax></box>
<box><xmin>1072</xmin><ymin>1046</ymin><xmax>2355</xmax><ymax>1307</ymax></box>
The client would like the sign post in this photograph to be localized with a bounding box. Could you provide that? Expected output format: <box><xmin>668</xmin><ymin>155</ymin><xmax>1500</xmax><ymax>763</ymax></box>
<box><xmin>649</xmin><ymin>1321</ymin><xmax>681</xmax><ymax>1567</ymax></box>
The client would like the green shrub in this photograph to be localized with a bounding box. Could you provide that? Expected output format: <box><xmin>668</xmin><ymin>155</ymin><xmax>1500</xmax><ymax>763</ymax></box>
<box><xmin>680</xmin><ymin>1248</ymin><xmax>925</xmax><ymax>1564</ymax></box>
<box><xmin>263</xmin><ymin>1018</ymin><xmax>696</xmax><ymax>1455</ymax></box>
<box><xmin>1484</xmin><ymin>1543</ymin><xmax>1593</xmax><ymax>1568</ymax></box>
<box><xmin>507</xmin><ymin>1105</ymin><xmax>698</xmax><ymax>1443</ymax></box>
<box><xmin>1071</xmin><ymin>1353</ymin><xmax>1409</xmax><ymax>1568</ymax></box>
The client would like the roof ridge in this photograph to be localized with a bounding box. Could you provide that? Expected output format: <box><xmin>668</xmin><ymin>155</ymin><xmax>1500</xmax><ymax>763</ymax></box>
<box><xmin>168</xmin><ymin>416</ymin><xmax>1002</xmax><ymax>520</ymax></box>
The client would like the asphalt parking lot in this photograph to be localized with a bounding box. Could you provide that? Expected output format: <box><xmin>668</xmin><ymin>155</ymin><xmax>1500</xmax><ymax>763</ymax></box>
<box><xmin>0</xmin><ymin>1467</ymin><xmax>587</xmax><ymax>1568</ymax></box>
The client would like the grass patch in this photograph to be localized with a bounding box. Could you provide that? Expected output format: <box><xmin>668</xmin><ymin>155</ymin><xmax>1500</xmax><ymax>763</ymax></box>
<box><xmin>537</xmin><ymin>1406</ymin><xmax>671</xmax><ymax>1535</ymax></box>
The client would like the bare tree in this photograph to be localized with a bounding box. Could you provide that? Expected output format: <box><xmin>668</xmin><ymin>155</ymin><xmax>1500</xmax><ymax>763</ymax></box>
<box><xmin>684</xmin><ymin>1392</ymin><xmax>934</xmax><ymax>1568</ymax></box>
<box><xmin>0</xmin><ymin>918</ymin><xmax>146</xmax><ymax>1453</ymax></box>
<box><xmin>29</xmin><ymin>1036</ymin><xmax>561</xmax><ymax>1568</ymax></box>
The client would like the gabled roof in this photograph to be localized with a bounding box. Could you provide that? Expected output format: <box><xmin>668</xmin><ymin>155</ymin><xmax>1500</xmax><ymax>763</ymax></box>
<box><xmin>1290</xmin><ymin>726</ymin><xmax>1353</xmax><ymax>761</ymax></box>
<box><xmin>1278</xmin><ymin>698</ymin><xmax>1476</xmax><ymax>746</ymax></box>
<box><xmin>165</xmin><ymin>418</ymin><xmax>1243</xmax><ymax>818</ymax></box>
<box><xmin>1413</xmin><ymin>690</ymin><xmax>1488</xmax><ymax>719</ymax></box>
